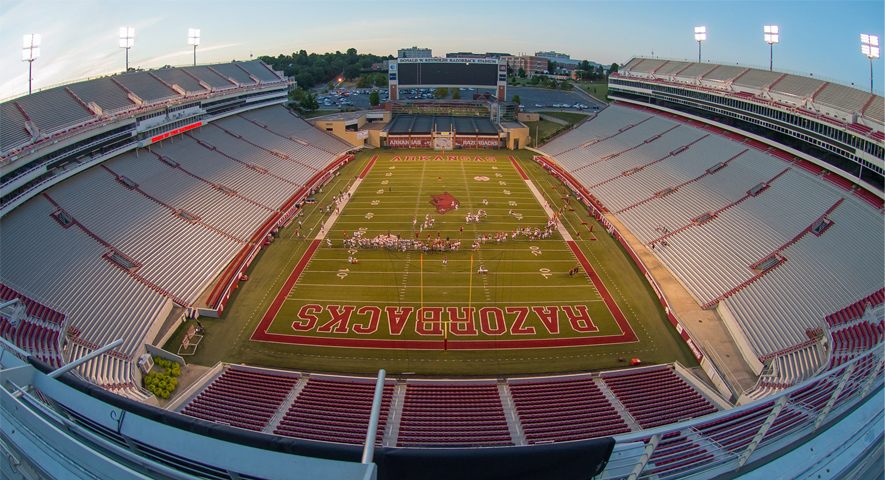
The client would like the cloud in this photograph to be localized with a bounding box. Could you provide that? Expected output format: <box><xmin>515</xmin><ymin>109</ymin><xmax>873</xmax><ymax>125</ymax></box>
<box><xmin>137</xmin><ymin>43</ymin><xmax>243</xmax><ymax>67</ymax></box>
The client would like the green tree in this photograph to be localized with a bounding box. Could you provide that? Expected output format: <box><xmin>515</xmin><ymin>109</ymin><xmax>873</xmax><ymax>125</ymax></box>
<box><xmin>609</xmin><ymin>63</ymin><xmax>619</xmax><ymax>74</ymax></box>
<box><xmin>356</xmin><ymin>75</ymin><xmax>371</xmax><ymax>88</ymax></box>
<box><xmin>300</xmin><ymin>92</ymin><xmax>319</xmax><ymax>111</ymax></box>
<box><xmin>512</xmin><ymin>94</ymin><xmax>521</xmax><ymax>105</ymax></box>
<box><xmin>369</xmin><ymin>90</ymin><xmax>380</xmax><ymax>106</ymax></box>
<box><xmin>548</xmin><ymin>60</ymin><xmax>558</xmax><ymax>74</ymax></box>
<box><xmin>433</xmin><ymin>87</ymin><xmax>449</xmax><ymax>99</ymax></box>
<box><xmin>344</xmin><ymin>64</ymin><xmax>361</xmax><ymax>80</ymax></box>
<box><xmin>346</xmin><ymin>47</ymin><xmax>357</xmax><ymax>56</ymax></box>
<box><xmin>452</xmin><ymin>89</ymin><xmax>461</xmax><ymax>100</ymax></box>
<box><xmin>518</xmin><ymin>67</ymin><xmax>526</xmax><ymax>78</ymax></box>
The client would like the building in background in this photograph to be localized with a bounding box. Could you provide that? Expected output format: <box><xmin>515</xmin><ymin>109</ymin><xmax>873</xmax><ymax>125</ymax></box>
<box><xmin>502</xmin><ymin>55</ymin><xmax>549</xmax><ymax>77</ymax></box>
<box><xmin>398</xmin><ymin>46</ymin><xmax>432</xmax><ymax>58</ymax></box>
<box><xmin>535</xmin><ymin>51</ymin><xmax>581</xmax><ymax>73</ymax></box>
<box><xmin>446</xmin><ymin>52</ymin><xmax>511</xmax><ymax>59</ymax></box>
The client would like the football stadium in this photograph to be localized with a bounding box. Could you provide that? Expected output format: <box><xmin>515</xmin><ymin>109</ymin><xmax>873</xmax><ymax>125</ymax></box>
<box><xmin>0</xmin><ymin>3</ymin><xmax>883</xmax><ymax>480</ymax></box>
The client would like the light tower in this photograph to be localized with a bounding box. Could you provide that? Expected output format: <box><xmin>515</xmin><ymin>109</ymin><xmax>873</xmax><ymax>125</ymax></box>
<box><xmin>861</xmin><ymin>34</ymin><xmax>880</xmax><ymax>94</ymax></box>
<box><xmin>187</xmin><ymin>28</ymin><xmax>200</xmax><ymax>66</ymax></box>
<box><xmin>764</xmin><ymin>25</ymin><xmax>779</xmax><ymax>71</ymax></box>
<box><xmin>694</xmin><ymin>26</ymin><xmax>707</xmax><ymax>63</ymax></box>
<box><xmin>119</xmin><ymin>26</ymin><xmax>135</xmax><ymax>71</ymax></box>
<box><xmin>21</xmin><ymin>34</ymin><xmax>41</xmax><ymax>95</ymax></box>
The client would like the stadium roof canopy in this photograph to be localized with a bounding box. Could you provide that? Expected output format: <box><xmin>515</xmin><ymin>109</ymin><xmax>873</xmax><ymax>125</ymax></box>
<box><xmin>0</xmin><ymin>60</ymin><xmax>284</xmax><ymax>157</ymax></box>
<box><xmin>385</xmin><ymin>114</ymin><xmax>499</xmax><ymax>135</ymax></box>
<box><xmin>618</xmin><ymin>57</ymin><xmax>884</xmax><ymax>126</ymax></box>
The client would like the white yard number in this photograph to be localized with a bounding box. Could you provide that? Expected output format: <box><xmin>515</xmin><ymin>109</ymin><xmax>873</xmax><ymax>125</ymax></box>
<box><xmin>539</xmin><ymin>268</ymin><xmax>552</xmax><ymax>279</ymax></box>
<box><xmin>530</xmin><ymin>246</ymin><xmax>542</xmax><ymax>256</ymax></box>
<box><xmin>365</xmin><ymin>212</ymin><xmax>375</xmax><ymax>220</ymax></box>
<box><xmin>337</xmin><ymin>268</ymin><xmax>350</xmax><ymax>279</ymax></box>
<box><xmin>371</xmin><ymin>200</ymin><xmax>380</xmax><ymax>206</ymax></box>
<box><xmin>376</xmin><ymin>189</ymin><xmax>384</xmax><ymax>194</ymax></box>
<box><xmin>498</xmin><ymin>180</ymin><xmax>507</xmax><ymax>186</ymax></box>
<box><xmin>491</xmin><ymin>166</ymin><xmax>498</xmax><ymax>170</ymax></box>
<box><xmin>508</xmin><ymin>201</ymin><xmax>518</xmax><ymax>207</ymax></box>
<box><xmin>389</xmin><ymin>166</ymin><xmax>396</xmax><ymax>170</ymax></box>
<box><xmin>513</xmin><ymin>213</ymin><xmax>523</xmax><ymax>220</ymax></box>
<box><xmin>381</xmin><ymin>180</ymin><xmax>389</xmax><ymax>185</ymax></box>
<box><xmin>358</xmin><ymin>227</ymin><xmax>368</xmax><ymax>235</ymax></box>
<box><xmin>503</xmin><ymin>189</ymin><xmax>511</xmax><ymax>195</ymax></box>
<box><xmin>347</xmin><ymin>249</ymin><xmax>358</xmax><ymax>255</ymax></box>
<box><xmin>495</xmin><ymin>172</ymin><xmax>503</xmax><ymax>178</ymax></box>
<box><xmin>385</xmin><ymin>172</ymin><xmax>393</xmax><ymax>177</ymax></box>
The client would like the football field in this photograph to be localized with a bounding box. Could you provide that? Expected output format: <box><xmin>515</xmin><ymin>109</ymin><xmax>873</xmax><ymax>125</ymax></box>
<box><xmin>173</xmin><ymin>150</ymin><xmax>697</xmax><ymax>375</ymax></box>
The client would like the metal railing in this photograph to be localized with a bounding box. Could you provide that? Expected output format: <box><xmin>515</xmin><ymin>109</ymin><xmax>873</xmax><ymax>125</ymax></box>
<box><xmin>599</xmin><ymin>346</ymin><xmax>882</xmax><ymax>479</ymax></box>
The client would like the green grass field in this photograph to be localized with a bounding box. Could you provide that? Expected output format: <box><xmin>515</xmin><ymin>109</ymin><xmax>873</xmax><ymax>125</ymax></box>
<box><xmin>574</xmin><ymin>81</ymin><xmax>609</xmax><ymax>101</ymax></box>
<box><xmin>167</xmin><ymin>150</ymin><xmax>696</xmax><ymax>375</ymax></box>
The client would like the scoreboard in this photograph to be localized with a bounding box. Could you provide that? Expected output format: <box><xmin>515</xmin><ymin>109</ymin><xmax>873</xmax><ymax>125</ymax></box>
<box><xmin>389</xmin><ymin>58</ymin><xmax>507</xmax><ymax>101</ymax></box>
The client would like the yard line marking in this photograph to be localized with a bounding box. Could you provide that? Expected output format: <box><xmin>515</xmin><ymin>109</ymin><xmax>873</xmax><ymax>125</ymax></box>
<box><xmin>304</xmin><ymin>258</ymin><xmax>580</xmax><ymax>263</ymax></box>
<box><xmin>288</xmin><ymin>283</ymin><xmax>588</xmax><ymax>289</ymax></box>
<box><xmin>298</xmin><ymin>270</ymin><xmax>583</xmax><ymax>275</ymax></box>
<box><xmin>270</xmin><ymin>298</ymin><xmax>604</xmax><ymax>304</ymax></box>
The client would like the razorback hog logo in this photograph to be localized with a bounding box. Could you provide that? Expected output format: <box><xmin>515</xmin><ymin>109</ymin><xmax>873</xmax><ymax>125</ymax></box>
<box><xmin>430</xmin><ymin>192</ymin><xmax>460</xmax><ymax>214</ymax></box>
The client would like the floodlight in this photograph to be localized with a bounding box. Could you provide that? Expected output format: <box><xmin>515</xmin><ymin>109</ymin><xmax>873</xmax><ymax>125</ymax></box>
<box><xmin>119</xmin><ymin>26</ymin><xmax>135</xmax><ymax>71</ymax></box>
<box><xmin>764</xmin><ymin>25</ymin><xmax>779</xmax><ymax>45</ymax></box>
<box><xmin>187</xmin><ymin>28</ymin><xmax>200</xmax><ymax>46</ymax></box>
<box><xmin>188</xmin><ymin>28</ymin><xmax>201</xmax><ymax>66</ymax></box>
<box><xmin>21</xmin><ymin>34</ymin><xmax>41</xmax><ymax>61</ymax></box>
<box><xmin>21</xmin><ymin>33</ymin><xmax>41</xmax><ymax>94</ymax></box>
<box><xmin>861</xmin><ymin>34</ymin><xmax>880</xmax><ymax>93</ymax></box>
<box><xmin>764</xmin><ymin>25</ymin><xmax>779</xmax><ymax>71</ymax></box>
<box><xmin>861</xmin><ymin>34</ymin><xmax>880</xmax><ymax>58</ymax></box>
<box><xmin>119</xmin><ymin>26</ymin><xmax>135</xmax><ymax>48</ymax></box>
<box><xmin>694</xmin><ymin>26</ymin><xmax>706</xmax><ymax>63</ymax></box>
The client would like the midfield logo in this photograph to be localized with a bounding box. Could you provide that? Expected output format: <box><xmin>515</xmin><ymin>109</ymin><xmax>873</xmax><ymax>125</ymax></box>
<box><xmin>430</xmin><ymin>192</ymin><xmax>460</xmax><ymax>214</ymax></box>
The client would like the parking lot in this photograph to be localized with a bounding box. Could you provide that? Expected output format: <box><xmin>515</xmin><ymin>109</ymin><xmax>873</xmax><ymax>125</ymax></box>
<box><xmin>507</xmin><ymin>86</ymin><xmax>604</xmax><ymax>111</ymax></box>
<box><xmin>311</xmin><ymin>83</ymin><xmax>605</xmax><ymax>112</ymax></box>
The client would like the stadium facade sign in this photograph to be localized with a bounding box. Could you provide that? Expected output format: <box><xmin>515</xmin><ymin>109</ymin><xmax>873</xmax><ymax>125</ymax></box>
<box><xmin>390</xmin><ymin>155</ymin><xmax>498</xmax><ymax>162</ymax></box>
<box><xmin>397</xmin><ymin>57</ymin><xmax>500</xmax><ymax>64</ymax></box>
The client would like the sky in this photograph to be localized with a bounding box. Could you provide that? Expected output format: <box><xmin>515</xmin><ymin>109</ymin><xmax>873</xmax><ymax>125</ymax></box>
<box><xmin>1</xmin><ymin>0</ymin><xmax>883</xmax><ymax>98</ymax></box>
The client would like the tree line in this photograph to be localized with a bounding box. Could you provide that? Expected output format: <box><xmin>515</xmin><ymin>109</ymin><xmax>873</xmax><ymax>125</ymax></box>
<box><xmin>259</xmin><ymin>48</ymin><xmax>392</xmax><ymax>90</ymax></box>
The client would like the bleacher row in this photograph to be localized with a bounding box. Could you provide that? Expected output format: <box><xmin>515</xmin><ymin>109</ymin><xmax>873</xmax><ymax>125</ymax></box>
<box><xmin>0</xmin><ymin>283</ymin><xmax>65</xmax><ymax>368</ymax></box>
<box><xmin>617</xmin><ymin>57</ymin><xmax>884</xmax><ymax>130</ymax></box>
<box><xmin>541</xmin><ymin>105</ymin><xmax>884</xmax><ymax>386</ymax></box>
<box><xmin>177</xmin><ymin>365</ymin><xmax>722</xmax><ymax>448</ymax></box>
<box><xmin>0</xmin><ymin>60</ymin><xmax>284</xmax><ymax>157</ymax></box>
<box><xmin>825</xmin><ymin>289</ymin><xmax>884</xmax><ymax>367</ymax></box>
<box><xmin>0</xmin><ymin>105</ymin><xmax>351</xmax><ymax>398</ymax></box>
